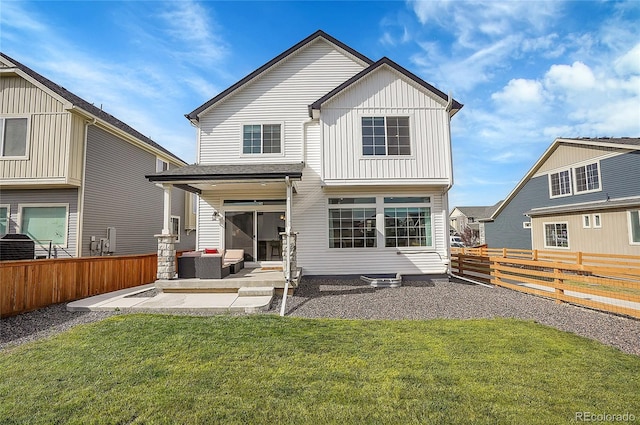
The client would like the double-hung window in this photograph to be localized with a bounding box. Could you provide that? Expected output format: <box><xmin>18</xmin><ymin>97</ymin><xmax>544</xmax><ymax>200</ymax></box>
<box><xmin>362</xmin><ymin>117</ymin><xmax>410</xmax><ymax>156</ymax></box>
<box><xmin>1</xmin><ymin>117</ymin><xmax>28</xmax><ymax>157</ymax></box>
<box><xmin>19</xmin><ymin>204</ymin><xmax>69</xmax><ymax>247</ymax></box>
<box><xmin>243</xmin><ymin>124</ymin><xmax>281</xmax><ymax>154</ymax></box>
<box><xmin>544</xmin><ymin>222</ymin><xmax>568</xmax><ymax>248</ymax></box>
<box><xmin>630</xmin><ymin>210</ymin><xmax>640</xmax><ymax>245</ymax></box>
<box><xmin>384</xmin><ymin>197</ymin><xmax>432</xmax><ymax>247</ymax></box>
<box><xmin>549</xmin><ymin>170</ymin><xmax>571</xmax><ymax>198</ymax></box>
<box><xmin>156</xmin><ymin>158</ymin><xmax>169</xmax><ymax>172</ymax></box>
<box><xmin>574</xmin><ymin>163</ymin><xmax>600</xmax><ymax>193</ymax></box>
<box><xmin>328</xmin><ymin>198</ymin><xmax>377</xmax><ymax>248</ymax></box>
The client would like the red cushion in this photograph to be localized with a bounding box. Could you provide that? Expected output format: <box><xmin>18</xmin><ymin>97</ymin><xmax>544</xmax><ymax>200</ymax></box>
<box><xmin>204</xmin><ymin>248</ymin><xmax>219</xmax><ymax>254</ymax></box>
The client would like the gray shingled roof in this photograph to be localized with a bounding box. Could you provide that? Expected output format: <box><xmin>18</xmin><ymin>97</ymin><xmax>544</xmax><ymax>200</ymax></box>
<box><xmin>526</xmin><ymin>196</ymin><xmax>640</xmax><ymax>217</ymax></box>
<box><xmin>146</xmin><ymin>163</ymin><xmax>304</xmax><ymax>182</ymax></box>
<box><xmin>562</xmin><ymin>137</ymin><xmax>640</xmax><ymax>146</ymax></box>
<box><xmin>1</xmin><ymin>52</ymin><xmax>185</xmax><ymax>165</ymax></box>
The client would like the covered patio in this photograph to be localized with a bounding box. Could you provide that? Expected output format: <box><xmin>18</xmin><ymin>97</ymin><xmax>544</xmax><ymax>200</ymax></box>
<box><xmin>145</xmin><ymin>163</ymin><xmax>304</xmax><ymax>312</ymax></box>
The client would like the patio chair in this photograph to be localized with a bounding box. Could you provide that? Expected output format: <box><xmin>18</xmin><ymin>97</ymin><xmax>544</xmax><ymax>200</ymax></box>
<box><xmin>177</xmin><ymin>251</ymin><xmax>200</xmax><ymax>278</ymax></box>
<box><xmin>224</xmin><ymin>249</ymin><xmax>245</xmax><ymax>274</ymax></box>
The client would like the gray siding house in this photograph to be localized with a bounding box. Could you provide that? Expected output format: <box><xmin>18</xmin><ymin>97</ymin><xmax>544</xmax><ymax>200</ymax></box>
<box><xmin>0</xmin><ymin>52</ymin><xmax>195</xmax><ymax>258</ymax></box>
<box><xmin>484</xmin><ymin>137</ymin><xmax>640</xmax><ymax>255</ymax></box>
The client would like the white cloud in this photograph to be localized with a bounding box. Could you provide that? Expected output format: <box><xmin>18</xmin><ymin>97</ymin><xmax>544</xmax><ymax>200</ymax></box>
<box><xmin>614</xmin><ymin>42</ymin><xmax>640</xmax><ymax>75</ymax></box>
<box><xmin>491</xmin><ymin>78</ymin><xmax>545</xmax><ymax>105</ymax></box>
<box><xmin>544</xmin><ymin>61</ymin><xmax>596</xmax><ymax>91</ymax></box>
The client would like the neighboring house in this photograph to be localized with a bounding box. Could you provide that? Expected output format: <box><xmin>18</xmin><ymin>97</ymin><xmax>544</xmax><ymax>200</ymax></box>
<box><xmin>484</xmin><ymin>137</ymin><xmax>640</xmax><ymax>255</ymax></box>
<box><xmin>0</xmin><ymin>52</ymin><xmax>195</xmax><ymax>259</ymax></box>
<box><xmin>449</xmin><ymin>202</ymin><xmax>501</xmax><ymax>245</ymax></box>
<box><xmin>147</xmin><ymin>30</ymin><xmax>462</xmax><ymax>276</ymax></box>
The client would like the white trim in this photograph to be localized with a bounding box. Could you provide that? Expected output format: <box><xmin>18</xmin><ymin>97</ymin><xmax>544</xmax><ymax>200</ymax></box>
<box><xmin>523</xmin><ymin>221</ymin><xmax>532</xmax><ymax>229</ymax></box>
<box><xmin>582</xmin><ymin>214</ymin><xmax>591</xmax><ymax>228</ymax></box>
<box><xmin>17</xmin><ymin>203</ymin><xmax>69</xmax><ymax>248</ymax></box>
<box><xmin>0</xmin><ymin>115</ymin><xmax>31</xmax><ymax>160</ymax></box>
<box><xmin>543</xmin><ymin>221</ymin><xmax>569</xmax><ymax>250</ymax></box>
<box><xmin>628</xmin><ymin>210</ymin><xmax>640</xmax><ymax>245</ymax></box>
<box><xmin>239</xmin><ymin>122</ymin><xmax>285</xmax><ymax>157</ymax></box>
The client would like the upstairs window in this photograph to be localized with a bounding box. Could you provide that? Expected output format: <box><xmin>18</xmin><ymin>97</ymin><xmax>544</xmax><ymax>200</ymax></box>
<box><xmin>1</xmin><ymin>117</ymin><xmax>28</xmax><ymax>157</ymax></box>
<box><xmin>362</xmin><ymin>117</ymin><xmax>410</xmax><ymax>156</ymax></box>
<box><xmin>549</xmin><ymin>170</ymin><xmax>571</xmax><ymax>198</ymax></box>
<box><xmin>243</xmin><ymin>124</ymin><xmax>281</xmax><ymax>154</ymax></box>
<box><xmin>574</xmin><ymin>163</ymin><xmax>600</xmax><ymax>193</ymax></box>
<box><xmin>156</xmin><ymin>158</ymin><xmax>169</xmax><ymax>172</ymax></box>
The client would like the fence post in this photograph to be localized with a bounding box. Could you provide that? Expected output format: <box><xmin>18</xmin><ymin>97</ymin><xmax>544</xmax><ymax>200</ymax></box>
<box><xmin>502</xmin><ymin>248</ymin><xmax>507</xmax><ymax>258</ymax></box>
<box><xmin>459</xmin><ymin>254</ymin><xmax>465</xmax><ymax>277</ymax></box>
<box><xmin>532</xmin><ymin>249</ymin><xmax>538</xmax><ymax>261</ymax></box>
<box><xmin>576</xmin><ymin>251</ymin><xmax>583</xmax><ymax>265</ymax></box>
<box><xmin>554</xmin><ymin>267</ymin><xmax>564</xmax><ymax>304</ymax></box>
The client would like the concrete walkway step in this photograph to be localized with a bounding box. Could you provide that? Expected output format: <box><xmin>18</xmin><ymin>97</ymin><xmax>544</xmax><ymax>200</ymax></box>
<box><xmin>238</xmin><ymin>286</ymin><xmax>275</xmax><ymax>297</ymax></box>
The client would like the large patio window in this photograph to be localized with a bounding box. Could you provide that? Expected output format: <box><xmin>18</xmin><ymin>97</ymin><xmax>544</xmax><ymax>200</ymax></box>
<box><xmin>243</xmin><ymin>124</ymin><xmax>281</xmax><ymax>154</ymax></box>
<box><xmin>328</xmin><ymin>198</ymin><xmax>376</xmax><ymax>248</ymax></box>
<box><xmin>19</xmin><ymin>204</ymin><xmax>68</xmax><ymax>246</ymax></box>
<box><xmin>544</xmin><ymin>222</ymin><xmax>568</xmax><ymax>248</ymax></box>
<box><xmin>384</xmin><ymin>197</ymin><xmax>432</xmax><ymax>247</ymax></box>
<box><xmin>361</xmin><ymin>116</ymin><xmax>410</xmax><ymax>156</ymax></box>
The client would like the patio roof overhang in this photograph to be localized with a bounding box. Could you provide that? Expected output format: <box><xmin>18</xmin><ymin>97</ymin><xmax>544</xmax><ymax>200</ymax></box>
<box><xmin>145</xmin><ymin>163</ymin><xmax>304</xmax><ymax>194</ymax></box>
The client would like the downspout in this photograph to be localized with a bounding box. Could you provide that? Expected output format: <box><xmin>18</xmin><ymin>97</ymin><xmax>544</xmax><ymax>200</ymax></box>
<box><xmin>280</xmin><ymin>175</ymin><xmax>293</xmax><ymax>316</ymax></box>
<box><xmin>442</xmin><ymin>93</ymin><xmax>455</xmax><ymax>273</ymax></box>
<box><xmin>76</xmin><ymin>117</ymin><xmax>96</xmax><ymax>257</ymax></box>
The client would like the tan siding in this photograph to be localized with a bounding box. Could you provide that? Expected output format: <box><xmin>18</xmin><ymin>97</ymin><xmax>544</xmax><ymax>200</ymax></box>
<box><xmin>198</xmin><ymin>39</ymin><xmax>366</xmax><ymax>165</ymax></box>
<box><xmin>321</xmin><ymin>67</ymin><xmax>452</xmax><ymax>183</ymax></box>
<box><xmin>537</xmin><ymin>144</ymin><xmax>620</xmax><ymax>174</ymax></box>
<box><xmin>1</xmin><ymin>75</ymin><xmax>75</xmax><ymax>184</ymax></box>
<box><xmin>531</xmin><ymin>210</ymin><xmax>640</xmax><ymax>255</ymax></box>
<box><xmin>66</xmin><ymin>114</ymin><xmax>86</xmax><ymax>185</ymax></box>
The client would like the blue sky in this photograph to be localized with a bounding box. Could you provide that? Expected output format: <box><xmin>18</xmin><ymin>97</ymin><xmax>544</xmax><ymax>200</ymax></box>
<box><xmin>2</xmin><ymin>0</ymin><xmax>639</xmax><ymax>208</ymax></box>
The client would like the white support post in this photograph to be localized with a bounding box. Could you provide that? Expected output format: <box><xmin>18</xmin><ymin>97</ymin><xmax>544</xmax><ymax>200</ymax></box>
<box><xmin>280</xmin><ymin>176</ymin><xmax>293</xmax><ymax>316</ymax></box>
<box><xmin>162</xmin><ymin>184</ymin><xmax>173</xmax><ymax>234</ymax></box>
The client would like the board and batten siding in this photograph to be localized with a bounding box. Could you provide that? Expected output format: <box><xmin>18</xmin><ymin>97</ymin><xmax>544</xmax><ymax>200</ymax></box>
<box><xmin>82</xmin><ymin>125</ymin><xmax>194</xmax><ymax>256</ymax></box>
<box><xmin>321</xmin><ymin>67</ymin><xmax>452</xmax><ymax>184</ymax></box>
<box><xmin>0</xmin><ymin>188</ymin><xmax>78</xmax><ymax>258</ymax></box>
<box><xmin>197</xmin><ymin>39</ymin><xmax>366</xmax><ymax>165</ymax></box>
<box><xmin>0</xmin><ymin>75</ymin><xmax>82</xmax><ymax>184</ymax></box>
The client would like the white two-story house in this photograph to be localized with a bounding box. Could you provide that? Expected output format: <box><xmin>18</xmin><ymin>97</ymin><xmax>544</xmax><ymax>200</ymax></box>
<box><xmin>148</xmin><ymin>30</ymin><xmax>462</xmax><ymax>278</ymax></box>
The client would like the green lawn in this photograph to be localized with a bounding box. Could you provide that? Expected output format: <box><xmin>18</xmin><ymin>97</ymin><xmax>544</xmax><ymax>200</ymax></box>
<box><xmin>1</xmin><ymin>315</ymin><xmax>638</xmax><ymax>424</ymax></box>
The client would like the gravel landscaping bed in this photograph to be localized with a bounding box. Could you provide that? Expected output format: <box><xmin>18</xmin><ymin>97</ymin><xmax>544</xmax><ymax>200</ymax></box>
<box><xmin>2</xmin><ymin>277</ymin><xmax>639</xmax><ymax>355</ymax></box>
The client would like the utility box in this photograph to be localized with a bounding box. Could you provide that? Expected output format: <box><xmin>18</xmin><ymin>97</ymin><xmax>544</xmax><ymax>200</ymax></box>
<box><xmin>0</xmin><ymin>234</ymin><xmax>35</xmax><ymax>261</ymax></box>
<box><xmin>106</xmin><ymin>227</ymin><xmax>116</xmax><ymax>253</ymax></box>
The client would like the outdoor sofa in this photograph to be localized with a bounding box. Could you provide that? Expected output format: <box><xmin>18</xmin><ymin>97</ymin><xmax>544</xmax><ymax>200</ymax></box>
<box><xmin>177</xmin><ymin>249</ymin><xmax>244</xmax><ymax>279</ymax></box>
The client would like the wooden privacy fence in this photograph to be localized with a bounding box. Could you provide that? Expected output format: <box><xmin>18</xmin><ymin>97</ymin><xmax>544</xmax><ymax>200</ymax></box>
<box><xmin>1</xmin><ymin>253</ymin><xmax>157</xmax><ymax>318</ymax></box>
<box><xmin>451</xmin><ymin>247</ymin><xmax>640</xmax><ymax>319</ymax></box>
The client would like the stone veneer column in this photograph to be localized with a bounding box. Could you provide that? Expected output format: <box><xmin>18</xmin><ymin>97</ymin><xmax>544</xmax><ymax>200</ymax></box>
<box><xmin>156</xmin><ymin>234</ymin><xmax>177</xmax><ymax>280</ymax></box>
